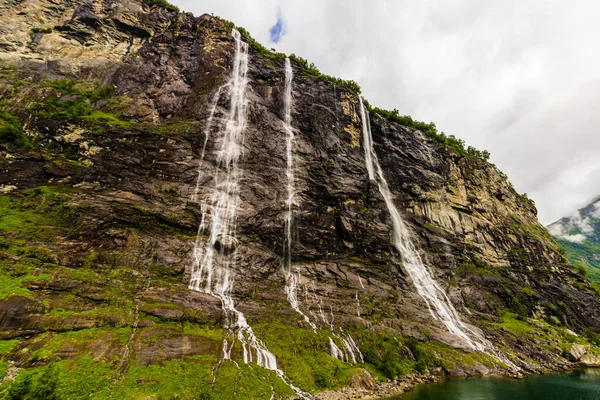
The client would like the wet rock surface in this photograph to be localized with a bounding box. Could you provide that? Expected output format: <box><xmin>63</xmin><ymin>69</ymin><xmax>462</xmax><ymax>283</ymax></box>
<box><xmin>1</xmin><ymin>0</ymin><xmax>600</xmax><ymax>398</ymax></box>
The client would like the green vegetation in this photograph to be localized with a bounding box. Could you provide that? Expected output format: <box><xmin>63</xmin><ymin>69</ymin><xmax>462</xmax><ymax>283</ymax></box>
<box><xmin>0</xmin><ymin>272</ymin><xmax>51</xmax><ymax>300</ymax></box>
<box><xmin>0</xmin><ymin>341</ymin><xmax>18</xmax><ymax>357</ymax></box>
<box><xmin>0</xmin><ymin>186</ymin><xmax>74</xmax><ymax>236</ymax></box>
<box><xmin>518</xmin><ymin>193</ymin><xmax>536</xmax><ymax>207</ymax></box>
<box><xmin>2</xmin><ymin>358</ymin><xmax>118</xmax><ymax>399</ymax></box>
<box><xmin>30</xmin><ymin>27</ymin><xmax>52</xmax><ymax>35</ymax></box>
<box><xmin>40</xmin><ymin>78</ymin><xmax>114</xmax><ymax>105</ymax></box>
<box><xmin>0</xmin><ymin>187</ymin><xmax>77</xmax><ymax>299</ymax></box>
<box><xmin>0</xmin><ymin>112</ymin><xmax>29</xmax><ymax>149</ymax></box>
<box><xmin>142</xmin><ymin>118</ymin><xmax>201</xmax><ymax>137</ymax></box>
<box><xmin>235</xmin><ymin>27</ymin><xmax>286</xmax><ymax>60</ymax></box>
<box><xmin>361</xmin><ymin>334</ymin><xmax>417</xmax><ymax>377</ymax></box>
<box><xmin>509</xmin><ymin>216</ymin><xmax>553</xmax><ymax>243</ymax></box>
<box><xmin>492</xmin><ymin>312</ymin><xmax>534</xmax><ymax>337</ymax></box>
<box><xmin>253</xmin><ymin>321</ymin><xmax>356</xmax><ymax>391</ymax></box>
<box><xmin>466</xmin><ymin>146</ymin><xmax>491</xmax><ymax>160</ymax></box>
<box><xmin>0</xmin><ymin>354</ymin><xmax>294</xmax><ymax>399</ymax></box>
<box><xmin>31</xmin><ymin>79</ymin><xmax>130</xmax><ymax>132</ymax></box>
<box><xmin>289</xmin><ymin>54</ymin><xmax>361</xmax><ymax>94</ymax></box>
<box><xmin>363</xmin><ymin>102</ymin><xmax>490</xmax><ymax>160</ymax></box>
<box><xmin>555</xmin><ymin>237</ymin><xmax>600</xmax><ymax>283</ymax></box>
<box><xmin>142</xmin><ymin>0</ymin><xmax>180</xmax><ymax>12</ymax></box>
<box><xmin>356</xmin><ymin>329</ymin><xmax>497</xmax><ymax>378</ymax></box>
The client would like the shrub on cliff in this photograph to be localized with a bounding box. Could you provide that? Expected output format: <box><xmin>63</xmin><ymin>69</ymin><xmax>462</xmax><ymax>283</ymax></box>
<box><xmin>289</xmin><ymin>54</ymin><xmax>362</xmax><ymax>94</ymax></box>
<box><xmin>0</xmin><ymin>112</ymin><xmax>29</xmax><ymax>149</ymax></box>
<box><xmin>143</xmin><ymin>0</ymin><xmax>179</xmax><ymax>12</ymax></box>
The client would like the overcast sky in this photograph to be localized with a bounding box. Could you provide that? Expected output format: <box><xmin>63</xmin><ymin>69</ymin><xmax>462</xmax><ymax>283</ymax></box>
<box><xmin>172</xmin><ymin>0</ymin><xmax>600</xmax><ymax>225</ymax></box>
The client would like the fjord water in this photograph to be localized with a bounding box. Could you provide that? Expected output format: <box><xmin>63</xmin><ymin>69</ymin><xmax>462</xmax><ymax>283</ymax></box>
<box><xmin>392</xmin><ymin>369</ymin><xmax>600</xmax><ymax>400</ymax></box>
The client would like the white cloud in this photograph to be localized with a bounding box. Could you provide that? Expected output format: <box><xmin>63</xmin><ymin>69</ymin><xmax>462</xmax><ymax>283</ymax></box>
<box><xmin>560</xmin><ymin>234</ymin><xmax>587</xmax><ymax>244</ymax></box>
<box><xmin>548</xmin><ymin>222</ymin><xmax>588</xmax><ymax>244</ymax></box>
<box><xmin>569</xmin><ymin>211</ymin><xmax>594</xmax><ymax>234</ymax></box>
<box><xmin>171</xmin><ymin>0</ymin><xmax>600</xmax><ymax>225</ymax></box>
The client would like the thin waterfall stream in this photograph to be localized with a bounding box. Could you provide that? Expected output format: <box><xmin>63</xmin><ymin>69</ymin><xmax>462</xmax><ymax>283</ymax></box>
<box><xmin>282</xmin><ymin>57</ymin><xmax>317</xmax><ymax>333</ymax></box>
<box><xmin>281</xmin><ymin>57</ymin><xmax>362</xmax><ymax>364</ymax></box>
<box><xmin>358</xmin><ymin>98</ymin><xmax>518</xmax><ymax>370</ymax></box>
<box><xmin>189</xmin><ymin>29</ymin><xmax>311</xmax><ymax>399</ymax></box>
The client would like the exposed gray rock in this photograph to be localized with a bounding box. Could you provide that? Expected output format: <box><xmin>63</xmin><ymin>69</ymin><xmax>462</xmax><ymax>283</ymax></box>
<box><xmin>564</xmin><ymin>344</ymin><xmax>589</xmax><ymax>361</ymax></box>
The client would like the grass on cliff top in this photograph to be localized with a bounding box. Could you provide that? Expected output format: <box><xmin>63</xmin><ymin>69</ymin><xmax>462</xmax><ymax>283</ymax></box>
<box><xmin>143</xmin><ymin>0</ymin><xmax>180</xmax><ymax>12</ymax></box>
<box><xmin>221</xmin><ymin>23</ymin><xmax>362</xmax><ymax>94</ymax></box>
<box><xmin>361</xmin><ymin>99</ymin><xmax>491</xmax><ymax>162</ymax></box>
<box><xmin>233</xmin><ymin>18</ymin><xmax>500</xmax><ymax>167</ymax></box>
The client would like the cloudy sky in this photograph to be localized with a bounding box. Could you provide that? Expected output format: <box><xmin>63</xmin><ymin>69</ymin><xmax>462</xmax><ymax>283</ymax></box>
<box><xmin>172</xmin><ymin>0</ymin><xmax>600</xmax><ymax>225</ymax></box>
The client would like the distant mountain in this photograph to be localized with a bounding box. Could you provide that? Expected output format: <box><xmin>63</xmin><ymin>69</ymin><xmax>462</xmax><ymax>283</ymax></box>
<box><xmin>2</xmin><ymin>0</ymin><xmax>600</xmax><ymax>398</ymax></box>
<box><xmin>548</xmin><ymin>197</ymin><xmax>600</xmax><ymax>282</ymax></box>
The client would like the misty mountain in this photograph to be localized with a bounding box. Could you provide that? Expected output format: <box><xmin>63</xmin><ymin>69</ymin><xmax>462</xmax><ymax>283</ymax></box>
<box><xmin>548</xmin><ymin>196</ymin><xmax>600</xmax><ymax>282</ymax></box>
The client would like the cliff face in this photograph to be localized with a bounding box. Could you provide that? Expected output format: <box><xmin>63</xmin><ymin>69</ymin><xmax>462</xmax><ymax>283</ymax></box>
<box><xmin>1</xmin><ymin>1</ymin><xmax>600</xmax><ymax>398</ymax></box>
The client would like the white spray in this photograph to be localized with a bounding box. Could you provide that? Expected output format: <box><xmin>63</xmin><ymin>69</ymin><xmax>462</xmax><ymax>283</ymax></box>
<box><xmin>281</xmin><ymin>59</ymin><xmax>362</xmax><ymax>364</ymax></box>
<box><xmin>358</xmin><ymin>98</ymin><xmax>519</xmax><ymax>369</ymax></box>
<box><xmin>358</xmin><ymin>98</ymin><xmax>484</xmax><ymax>350</ymax></box>
<box><xmin>189</xmin><ymin>30</ymin><xmax>312</xmax><ymax>399</ymax></box>
<box><xmin>282</xmin><ymin>57</ymin><xmax>317</xmax><ymax>332</ymax></box>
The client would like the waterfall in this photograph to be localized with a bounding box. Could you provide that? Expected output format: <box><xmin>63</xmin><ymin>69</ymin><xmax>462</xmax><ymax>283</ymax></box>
<box><xmin>280</xmin><ymin>58</ymin><xmax>362</xmax><ymax>364</ymax></box>
<box><xmin>189</xmin><ymin>30</ymin><xmax>311</xmax><ymax>399</ymax></box>
<box><xmin>358</xmin><ymin>99</ymin><xmax>520</xmax><ymax>369</ymax></box>
<box><xmin>328</xmin><ymin>338</ymin><xmax>345</xmax><ymax>361</ymax></box>
<box><xmin>191</xmin><ymin>85</ymin><xmax>227</xmax><ymax>202</ymax></box>
<box><xmin>329</xmin><ymin>332</ymin><xmax>363</xmax><ymax>364</ymax></box>
<box><xmin>358</xmin><ymin>98</ymin><xmax>486</xmax><ymax>351</ymax></box>
<box><xmin>282</xmin><ymin>57</ymin><xmax>318</xmax><ymax>332</ymax></box>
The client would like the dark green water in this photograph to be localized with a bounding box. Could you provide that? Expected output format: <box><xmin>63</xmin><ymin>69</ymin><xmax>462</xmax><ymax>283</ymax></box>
<box><xmin>392</xmin><ymin>369</ymin><xmax>600</xmax><ymax>400</ymax></box>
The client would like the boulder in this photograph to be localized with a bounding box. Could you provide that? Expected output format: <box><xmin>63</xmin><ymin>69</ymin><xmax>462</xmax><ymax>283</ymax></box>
<box><xmin>579</xmin><ymin>354</ymin><xmax>600</xmax><ymax>366</ymax></box>
<box><xmin>348</xmin><ymin>369</ymin><xmax>377</xmax><ymax>390</ymax></box>
<box><xmin>564</xmin><ymin>344</ymin><xmax>589</xmax><ymax>361</ymax></box>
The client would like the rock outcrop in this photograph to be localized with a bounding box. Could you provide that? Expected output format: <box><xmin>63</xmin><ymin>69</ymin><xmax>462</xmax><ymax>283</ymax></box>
<box><xmin>1</xmin><ymin>0</ymin><xmax>599</xmax><ymax>398</ymax></box>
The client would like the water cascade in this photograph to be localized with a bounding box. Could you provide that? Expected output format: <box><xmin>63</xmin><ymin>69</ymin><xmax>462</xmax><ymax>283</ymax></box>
<box><xmin>328</xmin><ymin>338</ymin><xmax>346</xmax><ymax>361</ymax></box>
<box><xmin>281</xmin><ymin>57</ymin><xmax>318</xmax><ymax>332</ymax></box>
<box><xmin>333</xmin><ymin>332</ymin><xmax>364</xmax><ymax>363</ymax></box>
<box><xmin>189</xmin><ymin>30</ymin><xmax>311</xmax><ymax>398</ymax></box>
<box><xmin>281</xmin><ymin>58</ymin><xmax>363</xmax><ymax>364</ymax></box>
<box><xmin>358</xmin><ymin>99</ymin><xmax>520</xmax><ymax>370</ymax></box>
<box><xmin>358</xmin><ymin>98</ymin><xmax>486</xmax><ymax>351</ymax></box>
<box><xmin>191</xmin><ymin>85</ymin><xmax>228</xmax><ymax>202</ymax></box>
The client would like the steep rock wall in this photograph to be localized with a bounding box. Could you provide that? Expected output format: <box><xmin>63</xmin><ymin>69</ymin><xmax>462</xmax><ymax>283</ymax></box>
<box><xmin>1</xmin><ymin>0</ymin><xmax>600</xmax><ymax>398</ymax></box>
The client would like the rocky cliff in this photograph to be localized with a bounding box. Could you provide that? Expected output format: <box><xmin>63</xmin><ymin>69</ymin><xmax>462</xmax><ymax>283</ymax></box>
<box><xmin>1</xmin><ymin>1</ymin><xmax>600</xmax><ymax>399</ymax></box>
